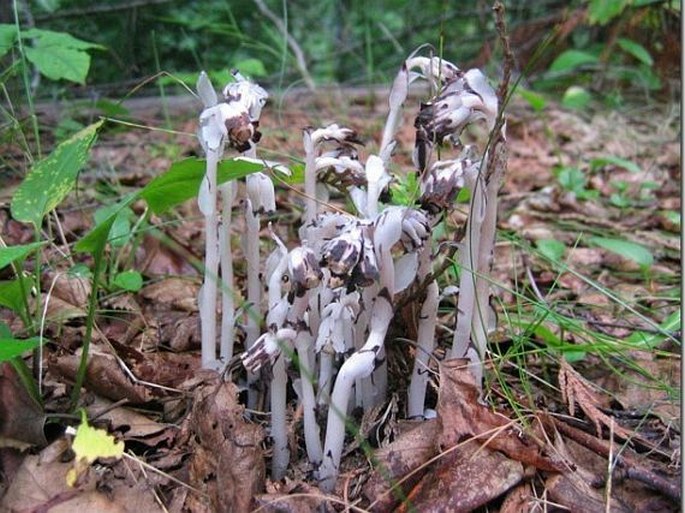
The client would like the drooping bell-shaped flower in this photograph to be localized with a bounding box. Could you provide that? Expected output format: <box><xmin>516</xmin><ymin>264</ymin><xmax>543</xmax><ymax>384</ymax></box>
<box><xmin>287</xmin><ymin>246</ymin><xmax>323</xmax><ymax>300</ymax></box>
<box><xmin>321</xmin><ymin>224</ymin><xmax>363</xmax><ymax>288</ymax></box>
<box><xmin>316</xmin><ymin>291</ymin><xmax>360</xmax><ymax>354</ymax></box>
<box><xmin>241</xmin><ymin>327</ymin><xmax>297</xmax><ymax>373</ymax></box>
<box><xmin>246</xmin><ymin>171</ymin><xmax>277</xmax><ymax>214</ymax></box>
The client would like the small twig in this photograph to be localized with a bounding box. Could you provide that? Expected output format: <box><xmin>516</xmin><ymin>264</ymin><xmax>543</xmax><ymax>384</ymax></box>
<box><xmin>549</xmin><ymin>415</ymin><xmax>681</xmax><ymax>502</ymax></box>
<box><xmin>251</xmin><ymin>0</ymin><xmax>317</xmax><ymax>91</ymax></box>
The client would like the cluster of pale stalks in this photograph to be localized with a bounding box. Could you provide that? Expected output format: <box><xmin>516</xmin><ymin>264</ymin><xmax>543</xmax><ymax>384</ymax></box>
<box><xmin>194</xmin><ymin>47</ymin><xmax>503</xmax><ymax>493</ymax></box>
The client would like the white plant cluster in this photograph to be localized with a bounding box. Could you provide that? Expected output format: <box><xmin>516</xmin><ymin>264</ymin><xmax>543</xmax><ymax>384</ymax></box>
<box><xmin>195</xmin><ymin>48</ymin><xmax>502</xmax><ymax>493</ymax></box>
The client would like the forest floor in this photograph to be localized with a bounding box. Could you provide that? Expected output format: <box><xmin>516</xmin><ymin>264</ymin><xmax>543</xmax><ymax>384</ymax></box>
<box><xmin>0</xmin><ymin>85</ymin><xmax>681</xmax><ymax>512</ymax></box>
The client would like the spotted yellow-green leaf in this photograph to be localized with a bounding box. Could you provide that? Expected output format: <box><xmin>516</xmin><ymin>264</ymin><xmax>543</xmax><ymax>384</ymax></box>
<box><xmin>11</xmin><ymin>120</ymin><xmax>103</xmax><ymax>228</ymax></box>
<box><xmin>67</xmin><ymin>410</ymin><xmax>124</xmax><ymax>486</ymax></box>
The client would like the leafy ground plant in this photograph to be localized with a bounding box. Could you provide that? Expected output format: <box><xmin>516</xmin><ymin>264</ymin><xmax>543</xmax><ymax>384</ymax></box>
<box><xmin>0</xmin><ymin>3</ymin><xmax>680</xmax><ymax>512</ymax></box>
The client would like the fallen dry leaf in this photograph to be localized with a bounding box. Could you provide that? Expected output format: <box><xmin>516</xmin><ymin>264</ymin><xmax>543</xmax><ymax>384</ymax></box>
<box><xmin>362</xmin><ymin>419</ymin><xmax>440</xmax><ymax>511</ymax></box>
<box><xmin>185</xmin><ymin>375</ymin><xmax>265</xmax><ymax>513</ymax></box>
<box><xmin>437</xmin><ymin>359</ymin><xmax>564</xmax><ymax>472</ymax></box>
<box><xmin>399</xmin><ymin>441</ymin><xmax>524</xmax><ymax>513</ymax></box>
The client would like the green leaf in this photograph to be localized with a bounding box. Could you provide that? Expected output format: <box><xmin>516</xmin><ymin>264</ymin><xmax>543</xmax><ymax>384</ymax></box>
<box><xmin>0</xmin><ymin>337</ymin><xmax>41</xmax><ymax>362</ymax></box>
<box><xmin>21</xmin><ymin>28</ymin><xmax>103</xmax><ymax>84</ymax></box>
<box><xmin>549</xmin><ymin>50</ymin><xmax>599</xmax><ymax>74</ymax></box>
<box><xmin>617</xmin><ymin>38</ymin><xmax>653</xmax><ymax>66</ymax></box>
<box><xmin>0</xmin><ymin>241</ymin><xmax>46</xmax><ymax>271</ymax></box>
<box><xmin>588</xmin><ymin>0</ymin><xmax>630</xmax><ymax>25</ymax></box>
<box><xmin>0</xmin><ymin>24</ymin><xmax>17</xmax><ymax>59</ymax></box>
<box><xmin>233</xmin><ymin>58</ymin><xmax>267</xmax><ymax>77</ymax></box>
<box><xmin>112</xmin><ymin>270</ymin><xmax>143</xmax><ymax>292</ymax></box>
<box><xmin>94</xmin><ymin>204</ymin><xmax>132</xmax><ymax>248</ymax></box>
<box><xmin>74</xmin><ymin>194</ymin><xmax>136</xmax><ymax>254</ymax></box>
<box><xmin>139</xmin><ymin>157</ymin><xmax>264</xmax><ymax>214</ymax></box>
<box><xmin>11</xmin><ymin>120</ymin><xmax>103</xmax><ymax>228</ymax></box>
<box><xmin>590</xmin><ymin>155</ymin><xmax>641</xmax><ymax>174</ymax></box>
<box><xmin>589</xmin><ymin>236</ymin><xmax>654</xmax><ymax>267</ymax></box>
<box><xmin>626</xmin><ymin>310</ymin><xmax>681</xmax><ymax>348</ymax></box>
<box><xmin>536</xmin><ymin>239</ymin><xmax>566</xmax><ymax>261</ymax></box>
<box><xmin>561</xmin><ymin>86</ymin><xmax>592</xmax><ymax>109</ymax></box>
<box><xmin>0</xmin><ymin>279</ymin><xmax>28</xmax><ymax>315</ymax></box>
<box><xmin>555</xmin><ymin>166</ymin><xmax>586</xmax><ymax>194</ymax></box>
<box><xmin>517</xmin><ymin>88</ymin><xmax>547</xmax><ymax>112</ymax></box>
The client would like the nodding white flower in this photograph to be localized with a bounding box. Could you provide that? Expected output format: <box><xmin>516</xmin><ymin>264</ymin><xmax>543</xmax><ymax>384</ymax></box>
<box><xmin>241</xmin><ymin>327</ymin><xmax>297</xmax><ymax>373</ymax></box>
<box><xmin>400</xmin><ymin>208</ymin><xmax>430</xmax><ymax>252</ymax></box>
<box><xmin>223</xmin><ymin>69</ymin><xmax>269</xmax><ymax>122</ymax></box>
<box><xmin>316</xmin><ymin>291</ymin><xmax>360</xmax><ymax>354</ymax></box>
<box><xmin>321</xmin><ymin>225</ymin><xmax>363</xmax><ymax>287</ymax></box>
<box><xmin>306</xmin><ymin>124</ymin><xmax>364</xmax><ymax>151</ymax></box>
<box><xmin>406</xmin><ymin>55</ymin><xmax>460</xmax><ymax>89</ymax></box>
<box><xmin>197</xmin><ymin>71</ymin><xmax>218</xmax><ymax>108</ymax></box>
<box><xmin>419</xmin><ymin>158</ymin><xmax>469</xmax><ymax>213</ymax></box>
<box><xmin>413</xmin><ymin>69</ymin><xmax>498</xmax><ymax>170</ymax></box>
<box><xmin>315</xmin><ymin>145</ymin><xmax>366</xmax><ymax>190</ymax></box>
<box><xmin>351</xmin><ymin>224</ymin><xmax>379</xmax><ymax>288</ymax></box>
<box><xmin>246</xmin><ymin>171</ymin><xmax>276</xmax><ymax>214</ymax></box>
<box><xmin>287</xmin><ymin>246</ymin><xmax>322</xmax><ymax>299</ymax></box>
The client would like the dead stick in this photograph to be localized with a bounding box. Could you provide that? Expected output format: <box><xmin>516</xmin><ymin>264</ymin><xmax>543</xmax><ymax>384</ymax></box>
<box><xmin>550</xmin><ymin>416</ymin><xmax>680</xmax><ymax>502</ymax></box>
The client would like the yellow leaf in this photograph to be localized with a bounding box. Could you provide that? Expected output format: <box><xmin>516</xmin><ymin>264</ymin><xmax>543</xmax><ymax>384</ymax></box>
<box><xmin>68</xmin><ymin>410</ymin><xmax>124</xmax><ymax>486</ymax></box>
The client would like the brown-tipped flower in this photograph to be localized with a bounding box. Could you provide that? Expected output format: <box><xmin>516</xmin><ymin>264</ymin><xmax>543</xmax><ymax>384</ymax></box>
<box><xmin>413</xmin><ymin>68</ymin><xmax>498</xmax><ymax>170</ymax></box>
<box><xmin>419</xmin><ymin>158</ymin><xmax>469</xmax><ymax>214</ymax></box>
<box><xmin>306</xmin><ymin>124</ymin><xmax>364</xmax><ymax>149</ymax></box>
<box><xmin>315</xmin><ymin>145</ymin><xmax>367</xmax><ymax>191</ymax></box>
<box><xmin>321</xmin><ymin>225</ymin><xmax>363</xmax><ymax>288</ymax></box>
<box><xmin>400</xmin><ymin>208</ymin><xmax>431</xmax><ymax>252</ymax></box>
<box><xmin>288</xmin><ymin>247</ymin><xmax>323</xmax><ymax>300</ymax></box>
<box><xmin>351</xmin><ymin>224</ymin><xmax>379</xmax><ymax>288</ymax></box>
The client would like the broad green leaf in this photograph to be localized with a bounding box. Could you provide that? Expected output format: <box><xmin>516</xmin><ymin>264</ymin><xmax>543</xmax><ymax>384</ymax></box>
<box><xmin>11</xmin><ymin>120</ymin><xmax>103</xmax><ymax>228</ymax></box>
<box><xmin>589</xmin><ymin>236</ymin><xmax>653</xmax><ymax>267</ymax></box>
<box><xmin>21</xmin><ymin>28</ymin><xmax>103</xmax><ymax>84</ymax></box>
<box><xmin>233</xmin><ymin>58</ymin><xmax>267</xmax><ymax>77</ymax></box>
<box><xmin>94</xmin><ymin>204</ymin><xmax>132</xmax><ymax>248</ymax></box>
<box><xmin>518</xmin><ymin>88</ymin><xmax>547</xmax><ymax>112</ymax></box>
<box><xmin>617</xmin><ymin>38</ymin><xmax>653</xmax><ymax>66</ymax></box>
<box><xmin>555</xmin><ymin>166</ymin><xmax>586</xmax><ymax>194</ymax></box>
<box><xmin>112</xmin><ymin>270</ymin><xmax>143</xmax><ymax>292</ymax></box>
<box><xmin>588</xmin><ymin>0</ymin><xmax>630</xmax><ymax>25</ymax></box>
<box><xmin>590</xmin><ymin>155</ymin><xmax>641</xmax><ymax>174</ymax></box>
<box><xmin>139</xmin><ymin>157</ymin><xmax>264</xmax><ymax>214</ymax></box>
<box><xmin>0</xmin><ymin>241</ymin><xmax>46</xmax><ymax>271</ymax></box>
<box><xmin>536</xmin><ymin>239</ymin><xmax>566</xmax><ymax>261</ymax></box>
<box><xmin>549</xmin><ymin>50</ymin><xmax>599</xmax><ymax>74</ymax></box>
<box><xmin>0</xmin><ymin>337</ymin><xmax>41</xmax><ymax>362</ymax></box>
<box><xmin>0</xmin><ymin>279</ymin><xmax>29</xmax><ymax>315</ymax></box>
<box><xmin>561</xmin><ymin>86</ymin><xmax>592</xmax><ymax>110</ymax></box>
<box><xmin>74</xmin><ymin>194</ymin><xmax>136</xmax><ymax>254</ymax></box>
<box><xmin>0</xmin><ymin>24</ymin><xmax>16</xmax><ymax>59</ymax></box>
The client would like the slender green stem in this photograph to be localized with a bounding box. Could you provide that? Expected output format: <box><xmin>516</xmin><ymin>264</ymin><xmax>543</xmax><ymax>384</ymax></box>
<box><xmin>69</xmin><ymin>242</ymin><xmax>105</xmax><ymax>410</ymax></box>
<box><xmin>9</xmin><ymin>356</ymin><xmax>42</xmax><ymax>407</ymax></box>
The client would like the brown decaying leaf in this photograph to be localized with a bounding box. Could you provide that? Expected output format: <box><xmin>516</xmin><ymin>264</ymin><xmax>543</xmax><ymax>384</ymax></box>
<box><xmin>400</xmin><ymin>441</ymin><xmax>524</xmax><ymax>513</ymax></box>
<box><xmin>499</xmin><ymin>482</ymin><xmax>534</xmax><ymax>513</ymax></box>
<box><xmin>545</xmin><ymin>472</ymin><xmax>632</xmax><ymax>513</ymax></box>
<box><xmin>362</xmin><ymin>419</ymin><xmax>440</xmax><ymax>511</ymax></box>
<box><xmin>1</xmin><ymin>437</ymin><xmax>166</xmax><ymax>513</ymax></box>
<box><xmin>437</xmin><ymin>359</ymin><xmax>564</xmax><ymax>472</ymax></box>
<box><xmin>558</xmin><ymin>359</ymin><xmax>634</xmax><ymax>441</ymax></box>
<box><xmin>140</xmin><ymin>278</ymin><xmax>200</xmax><ymax>313</ymax></box>
<box><xmin>0</xmin><ymin>363</ymin><xmax>47</xmax><ymax>448</ymax></box>
<box><xmin>185</xmin><ymin>375</ymin><xmax>265</xmax><ymax>513</ymax></box>
<box><xmin>52</xmin><ymin>350</ymin><xmax>153</xmax><ymax>404</ymax></box>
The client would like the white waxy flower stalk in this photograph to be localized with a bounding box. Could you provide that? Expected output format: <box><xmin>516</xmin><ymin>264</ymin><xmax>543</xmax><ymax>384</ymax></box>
<box><xmin>303</xmin><ymin>124</ymin><xmax>363</xmax><ymax>225</ymax></box>
<box><xmin>318</xmin><ymin>292</ymin><xmax>393</xmax><ymax>492</ymax></box>
<box><xmin>285</xmin><ymin>246</ymin><xmax>324</xmax><ymax>466</ymax></box>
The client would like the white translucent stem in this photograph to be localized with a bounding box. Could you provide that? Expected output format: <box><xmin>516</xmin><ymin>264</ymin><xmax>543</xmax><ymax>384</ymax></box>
<box><xmin>270</xmin><ymin>354</ymin><xmax>289</xmax><ymax>480</ymax></box>
<box><xmin>244</xmin><ymin>204</ymin><xmax>261</xmax><ymax>408</ymax></box>
<box><xmin>295</xmin><ymin>335</ymin><xmax>323</xmax><ymax>465</ymax></box>
<box><xmin>407</xmin><ymin>279</ymin><xmax>438</xmax><ymax>418</ymax></box>
<box><xmin>472</xmin><ymin>144</ymin><xmax>506</xmax><ymax>369</ymax></box>
<box><xmin>317</xmin><ymin>349</ymin><xmax>334</xmax><ymax>407</ymax></box>
<box><xmin>304</xmin><ymin>136</ymin><xmax>317</xmax><ymax>225</ymax></box>
<box><xmin>200</xmin><ymin>149</ymin><xmax>220</xmax><ymax>369</ymax></box>
<box><xmin>219</xmin><ymin>182</ymin><xmax>235</xmax><ymax>361</ymax></box>
<box><xmin>451</xmin><ymin>172</ymin><xmax>485</xmax><ymax>361</ymax></box>
<box><xmin>319</xmin><ymin>295</ymin><xmax>393</xmax><ymax>492</ymax></box>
